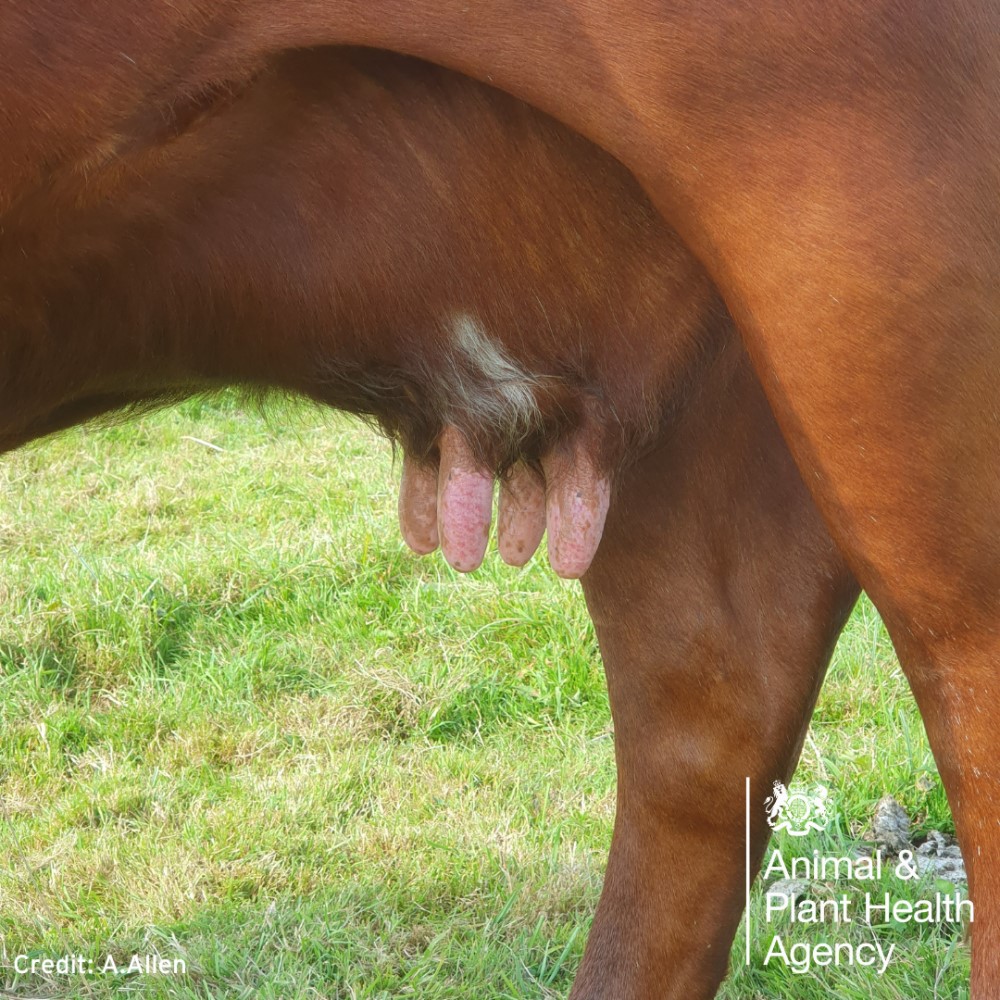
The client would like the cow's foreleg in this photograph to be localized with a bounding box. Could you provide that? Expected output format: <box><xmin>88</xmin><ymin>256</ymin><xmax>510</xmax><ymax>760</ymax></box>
<box><xmin>573</xmin><ymin>344</ymin><xmax>858</xmax><ymax>998</ymax></box>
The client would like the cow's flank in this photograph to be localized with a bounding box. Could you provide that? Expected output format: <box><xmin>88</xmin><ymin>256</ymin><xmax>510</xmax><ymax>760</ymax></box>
<box><xmin>3</xmin><ymin>4</ymin><xmax>999</xmax><ymax>997</ymax></box>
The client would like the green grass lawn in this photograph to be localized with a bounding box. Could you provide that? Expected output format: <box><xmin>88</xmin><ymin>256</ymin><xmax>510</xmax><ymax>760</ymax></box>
<box><xmin>0</xmin><ymin>394</ymin><xmax>968</xmax><ymax>998</ymax></box>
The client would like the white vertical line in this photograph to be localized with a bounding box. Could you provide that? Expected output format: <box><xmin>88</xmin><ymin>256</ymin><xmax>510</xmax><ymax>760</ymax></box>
<box><xmin>745</xmin><ymin>775</ymin><xmax>751</xmax><ymax>966</ymax></box>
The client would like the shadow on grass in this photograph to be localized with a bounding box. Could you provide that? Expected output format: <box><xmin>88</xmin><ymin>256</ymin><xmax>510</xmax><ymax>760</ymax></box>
<box><xmin>0</xmin><ymin>877</ymin><xmax>590</xmax><ymax>1000</ymax></box>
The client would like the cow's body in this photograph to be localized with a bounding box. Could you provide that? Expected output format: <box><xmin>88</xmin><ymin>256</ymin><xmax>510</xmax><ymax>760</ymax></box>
<box><xmin>2</xmin><ymin>3</ymin><xmax>997</xmax><ymax>997</ymax></box>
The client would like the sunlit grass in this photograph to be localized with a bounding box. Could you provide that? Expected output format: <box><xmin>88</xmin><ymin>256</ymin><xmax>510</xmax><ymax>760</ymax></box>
<box><xmin>0</xmin><ymin>393</ymin><xmax>967</xmax><ymax>998</ymax></box>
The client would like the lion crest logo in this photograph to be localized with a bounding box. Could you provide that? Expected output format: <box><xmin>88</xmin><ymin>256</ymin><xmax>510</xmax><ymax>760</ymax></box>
<box><xmin>764</xmin><ymin>781</ymin><xmax>830</xmax><ymax>837</ymax></box>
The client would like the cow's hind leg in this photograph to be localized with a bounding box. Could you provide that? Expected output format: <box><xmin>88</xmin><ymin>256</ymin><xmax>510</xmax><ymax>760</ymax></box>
<box><xmin>572</xmin><ymin>341</ymin><xmax>858</xmax><ymax>998</ymax></box>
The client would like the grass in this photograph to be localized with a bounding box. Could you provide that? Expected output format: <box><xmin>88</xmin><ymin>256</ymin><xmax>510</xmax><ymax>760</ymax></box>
<box><xmin>0</xmin><ymin>392</ymin><xmax>968</xmax><ymax>998</ymax></box>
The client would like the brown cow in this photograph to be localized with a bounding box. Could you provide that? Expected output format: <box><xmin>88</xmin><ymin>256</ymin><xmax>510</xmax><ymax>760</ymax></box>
<box><xmin>0</xmin><ymin>36</ymin><xmax>857</xmax><ymax>998</ymax></box>
<box><xmin>4</xmin><ymin>1</ymin><xmax>994</xmax><ymax>995</ymax></box>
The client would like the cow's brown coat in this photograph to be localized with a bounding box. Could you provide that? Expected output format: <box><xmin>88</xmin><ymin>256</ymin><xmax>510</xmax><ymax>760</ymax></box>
<box><xmin>2</xmin><ymin>3</ymin><xmax>996</xmax><ymax>996</ymax></box>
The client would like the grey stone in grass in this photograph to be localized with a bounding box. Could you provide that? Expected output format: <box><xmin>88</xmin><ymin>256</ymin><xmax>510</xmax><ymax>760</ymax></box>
<box><xmin>915</xmin><ymin>830</ymin><xmax>967</xmax><ymax>883</ymax></box>
<box><xmin>767</xmin><ymin>878</ymin><xmax>811</xmax><ymax>903</ymax></box>
<box><xmin>869</xmin><ymin>795</ymin><xmax>911</xmax><ymax>853</ymax></box>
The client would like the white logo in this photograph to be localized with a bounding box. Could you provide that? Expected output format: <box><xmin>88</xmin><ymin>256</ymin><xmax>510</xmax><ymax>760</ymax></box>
<box><xmin>765</xmin><ymin>781</ymin><xmax>830</xmax><ymax>837</ymax></box>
